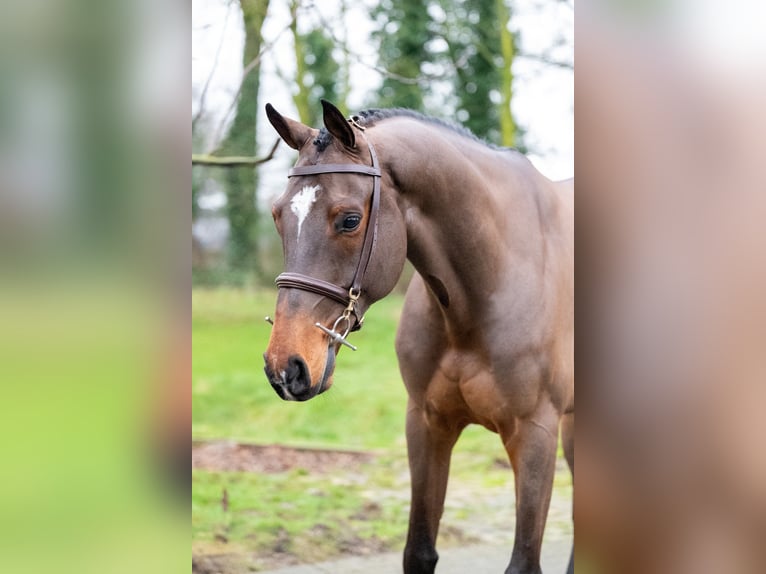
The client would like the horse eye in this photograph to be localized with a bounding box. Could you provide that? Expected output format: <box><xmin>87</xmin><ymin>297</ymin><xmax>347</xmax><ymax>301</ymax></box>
<box><xmin>340</xmin><ymin>214</ymin><xmax>362</xmax><ymax>232</ymax></box>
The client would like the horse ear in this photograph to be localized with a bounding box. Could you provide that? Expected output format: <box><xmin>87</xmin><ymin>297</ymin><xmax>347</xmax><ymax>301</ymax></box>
<box><xmin>321</xmin><ymin>99</ymin><xmax>355</xmax><ymax>149</ymax></box>
<box><xmin>265</xmin><ymin>103</ymin><xmax>313</xmax><ymax>150</ymax></box>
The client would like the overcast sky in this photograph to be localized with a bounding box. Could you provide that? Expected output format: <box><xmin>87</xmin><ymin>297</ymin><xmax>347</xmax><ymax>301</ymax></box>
<box><xmin>192</xmin><ymin>0</ymin><xmax>574</xmax><ymax>200</ymax></box>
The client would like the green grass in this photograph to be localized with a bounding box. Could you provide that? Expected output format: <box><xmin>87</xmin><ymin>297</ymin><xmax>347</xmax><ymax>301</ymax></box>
<box><xmin>193</xmin><ymin>287</ymin><xmax>409</xmax><ymax>450</ymax></box>
<box><xmin>192</xmin><ymin>459</ymin><xmax>411</xmax><ymax>565</ymax></box>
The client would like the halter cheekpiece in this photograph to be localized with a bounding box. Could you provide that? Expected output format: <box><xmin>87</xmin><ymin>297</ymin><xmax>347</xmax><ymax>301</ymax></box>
<box><xmin>272</xmin><ymin>123</ymin><xmax>381</xmax><ymax>351</ymax></box>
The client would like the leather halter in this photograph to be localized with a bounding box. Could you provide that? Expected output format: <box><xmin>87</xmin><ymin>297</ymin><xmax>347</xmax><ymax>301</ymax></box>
<box><xmin>274</xmin><ymin>136</ymin><xmax>382</xmax><ymax>334</ymax></box>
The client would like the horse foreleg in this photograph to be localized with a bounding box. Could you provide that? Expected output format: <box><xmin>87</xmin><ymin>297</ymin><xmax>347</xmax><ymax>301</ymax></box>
<box><xmin>503</xmin><ymin>413</ymin><xmax>559</xmax><ymax>574</ymax></box>
<box><xmin>403</xmin><ymin>399</ymin><xmax>462</xmax><ymax>574</ymax></box>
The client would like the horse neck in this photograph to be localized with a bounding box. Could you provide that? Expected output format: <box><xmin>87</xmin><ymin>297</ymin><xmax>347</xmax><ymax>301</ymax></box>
<box><xmin>371</xmin><ymin>120</ymin><xmax>546</xmax><ymax>327</ymax></box>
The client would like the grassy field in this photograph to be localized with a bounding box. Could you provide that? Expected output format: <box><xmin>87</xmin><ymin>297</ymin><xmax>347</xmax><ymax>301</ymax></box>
<box><xmin>192</xmin><ymin>288</ymin><xmax>572</xmax><ymax>570</ymax></box>
<box><xmin>192</xmin><ymin>287</ymin><xmax>409</xmax><ymax>449</ymax></box>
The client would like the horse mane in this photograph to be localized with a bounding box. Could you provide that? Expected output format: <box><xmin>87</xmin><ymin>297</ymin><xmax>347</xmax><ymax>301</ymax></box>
<box><xmin>313</xmin><ymin>107</ymin><xmax>510</xmax><ymax>152</ymax></box>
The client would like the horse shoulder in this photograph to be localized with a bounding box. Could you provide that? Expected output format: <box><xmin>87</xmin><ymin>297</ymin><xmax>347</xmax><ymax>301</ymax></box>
<box><xmin>395</xmin><ymin>273</ymin><xmax>449</xmax><ymax>400</ymax></box>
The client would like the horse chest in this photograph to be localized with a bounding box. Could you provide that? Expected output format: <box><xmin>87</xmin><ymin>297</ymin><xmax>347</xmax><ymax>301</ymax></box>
<box><xmin>422</xmin><ymin>349</ymin><xmax>509</xmax><ymax>433</ymax></box>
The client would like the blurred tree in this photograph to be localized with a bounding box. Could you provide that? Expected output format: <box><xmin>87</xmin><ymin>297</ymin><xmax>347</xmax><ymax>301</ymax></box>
<box><xmin>290</xmin><ymin>0</ymin><xmax>343</xmax><ymax>126</ymax></box>
<box><xmin>192</xmin><ymin>128</ymin><xmax>203</xmax><ymax>223</ymax></box>
<box><xmin>336</xmin><ymin>0</ymin><xmax>352</xmax><ymax>112</ymax></box>
<box><xmin>439</xmin><ymin>0</ymin><xmax>517</xmax><ymax>146</ymax></box>
<box><xmin>218</xmin><ymin>0</ymin><xmax>271</xmax><ymax>277</ymax></box>
<box><xmin>371</xmin><ymin>0</ymin><xmax>434</xmax><ymax>111</ymax></box>
<box><xmin>290</xmin><ymin>0</ymin><xmax>311</xmax><ymax>124</ymax></box>
<box><xmin>371</xmin><ymin>0</ymin><xmax>520</xmax><ymax>147</ymax></box>
<box><xmin>301</xmin><ymin>29</ymin><xmax>342</xmax><ymax>121</ymax></box>
<box><xmin>496</xmin><ymin>0</ymin><xmax>517</xmax><ymax>147</ymax></box>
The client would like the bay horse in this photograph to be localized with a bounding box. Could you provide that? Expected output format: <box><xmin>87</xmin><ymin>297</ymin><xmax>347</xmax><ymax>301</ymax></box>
<box><xmin>263</xmin><ymin>100</ymin><xmax>573</xmax><ymax>574</ymax></box>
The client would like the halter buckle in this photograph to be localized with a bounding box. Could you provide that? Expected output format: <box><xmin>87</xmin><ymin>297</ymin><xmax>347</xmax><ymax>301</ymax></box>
<box><xmin>342</xmin><ymin>287</ymin><xmax>361</xmax><ymax>320</ymax></box>
<box><xmin>348</xmin><ymin>116</ymin><xmax>365</xmax><ymax>131</ymax></box>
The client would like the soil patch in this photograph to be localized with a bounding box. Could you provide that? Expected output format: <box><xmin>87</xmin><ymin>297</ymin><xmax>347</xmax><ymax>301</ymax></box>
<box><xmin>192</xmin><ymin>440</ymin><xmax>375</xmax><ymax>474</ymax></box>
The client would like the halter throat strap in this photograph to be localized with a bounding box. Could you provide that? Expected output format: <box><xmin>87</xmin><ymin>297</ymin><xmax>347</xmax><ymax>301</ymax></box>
<box><xmin>274</xmin><ymin>138</ymin><xmax>382</xmax><ymax>329</ymax></box>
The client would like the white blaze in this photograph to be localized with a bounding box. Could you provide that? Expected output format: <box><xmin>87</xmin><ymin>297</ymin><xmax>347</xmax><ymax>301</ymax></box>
<box><xmin>290</xmin><ymin>184</ymin><xmax>321</xmax><ymax>241</ymax></box>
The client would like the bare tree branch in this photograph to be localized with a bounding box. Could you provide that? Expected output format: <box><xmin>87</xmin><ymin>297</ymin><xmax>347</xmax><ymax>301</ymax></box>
<box><xmin>517</xmin><ymin>51</ymin><xmax>573</xmax><ymax>70</ymax></box>
<box><xmin>306</xmin><ymin>4</ymin><xmax>426</xmax><ymax>86</ymax></box>
<box><xmin>193</xmin><ymin>2</ymin><xmax>234</xmax><ymax>131</ymax></box>
<box><xmin>208</xmin><ymin>21</ymin><xmax>293</xmax><ymax>151</ymax></box>
<box><xmin>192</xmin><ymin>139</ymin><xmax>280</xmax><ymax>167</ymax></box>
<box><xmin>306</xmin><ymin>3</ymin><xmax>574</xmax><ymax>89</ymax></box>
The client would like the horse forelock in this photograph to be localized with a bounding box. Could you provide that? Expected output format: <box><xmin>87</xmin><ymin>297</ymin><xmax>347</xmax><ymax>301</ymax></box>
<box><xmin>313</xmin><ymin>128</ymin><xmax>334</xmax><ymax>152</ymax></box>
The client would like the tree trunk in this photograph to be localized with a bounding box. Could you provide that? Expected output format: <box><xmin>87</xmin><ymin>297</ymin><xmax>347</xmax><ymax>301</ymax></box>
<box><xmin>496</xmin><ymin>0</ymin><xmax>516</xmax><ymax>147</ymax></box>
<box><xmin>290</xmin><ymin>0</ymin><xmax>311</xmax><ymax>124</ymax></box>
<box><xmin>220</xmin><ymin>0</ymin><xmax>271</xmax><ymax>276</ymax></box>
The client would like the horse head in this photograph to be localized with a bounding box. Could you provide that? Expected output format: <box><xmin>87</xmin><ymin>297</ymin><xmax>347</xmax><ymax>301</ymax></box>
<box><xmin>263</xmin><ymin>100</ymin><xmax>406</xmax><ymax>401</ymax></box>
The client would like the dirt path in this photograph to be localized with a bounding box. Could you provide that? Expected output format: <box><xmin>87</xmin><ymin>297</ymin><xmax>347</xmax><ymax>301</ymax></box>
<box><xmin>194</xmin><ymin>539</ymin><xmax>572</xmax><ymax>574</ymax></box>
<box><xmin>254</xmin><ymin>539</ymin><xmax>572</xmax><ymax>573</ymax></box>
<box><xmin>192</xmin><ymin>440</ymin><xmax>374</xmax><ymax>474</ymax></box>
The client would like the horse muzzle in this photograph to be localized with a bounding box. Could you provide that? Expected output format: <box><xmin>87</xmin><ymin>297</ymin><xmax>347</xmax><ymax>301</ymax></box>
<box><xmin>263</xmin><ymin>346</ymin><xmax>337</xmax><ymax>402</ymax></box>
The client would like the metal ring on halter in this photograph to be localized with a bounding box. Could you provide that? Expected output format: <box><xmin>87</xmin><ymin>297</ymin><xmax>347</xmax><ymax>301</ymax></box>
<box><xmin>332</xmin><ymin>314</ymin><xmax>353</xmax><ymax>338</ymax></box>
<box><xmin>312</xmin><ymin>287</ymin><xmax>360</xmax><ymax>350</ymax></box>
<box><xmin>316</xmin><ymin>285</ymin><xmax>358</xmax><ymax>350</ymax></box>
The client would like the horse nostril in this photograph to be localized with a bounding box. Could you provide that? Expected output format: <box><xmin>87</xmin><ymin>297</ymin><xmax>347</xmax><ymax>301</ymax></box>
<box><xmin>285</xmin><ymin>355</ymin><xmax>311</xmax><ymax>394</ymax></box>
<box><xmin>264</xmin><ymin>354</ymin><xmax>313</xmax><ymax>400</ymax></box>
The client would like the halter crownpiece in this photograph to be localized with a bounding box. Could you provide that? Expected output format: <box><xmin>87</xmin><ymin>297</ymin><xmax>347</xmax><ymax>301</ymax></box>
<box><xmin>273</xmin><ymin>134</ymin><xmax>382</xmax><ymax>348</ymax></box>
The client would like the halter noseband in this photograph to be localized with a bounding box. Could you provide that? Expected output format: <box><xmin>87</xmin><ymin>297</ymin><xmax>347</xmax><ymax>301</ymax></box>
<box><xmin>273</xmin><ymin>135</ymin><xmax>381</xmax><ymax>350</ymax></box>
